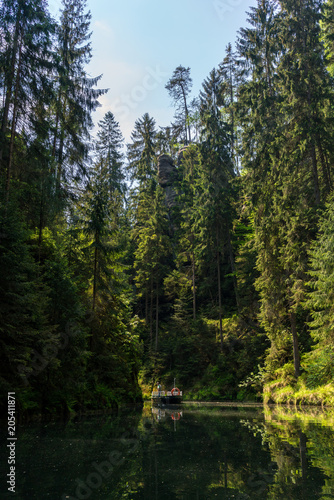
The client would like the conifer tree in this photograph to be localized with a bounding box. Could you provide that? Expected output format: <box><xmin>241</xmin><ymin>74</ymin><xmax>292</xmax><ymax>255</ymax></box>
<box><xmin>165</xmin><ymin>65</ymin><xmax>193</xmax><ymax>144</ymax></box>
<box><xmin>322</xmin><ymin>0</ymin><xmax>334</xmax><ymax>76</ymax></box>
<box><xmin>304</xmin><ymin>195</ymin><xmax>334</xmax><ymax>386</ymax></box>
<box><xmin>199</xmin><ymin>70</ymin><xmax>237</xmax><ymax>344</ymax></box>
<box><xmin>0</xmin><ymin>201</ymin><xmax>59</xmax><ymax>398</ymax></box>
<box><xmin>237</xmin><ymin>0</ymin><xmax>296</xmax><ymax>374</ymax></box>
<box><xmin>127</xmin><ymin>113</ymin><xmax>163</xmax><ymax>343</ymax></box>
<box><xmin>176</xmin><ymin>145</ymin><xmax>202</xmax><ymax>322</ymax></box>
<box><xmin>238</xmin><ymin>0</ymin><xmax>334</xmax><ymax>378</ymax></box>
<box><xmin>133</xmin><ymin>185</ymin><xmax>171</xmax><ymax>350</ymax></box>
<box><xmin>95</xmin><ymin>111</ymin><xmax>125</xmax><ymax>225</ymax></box>
<box><xmin>127</xmin><ymin>113</ymin><xmax>157</xmax><ymax>186</ymax></box>
<box><xmin>52</xmin><ymin>0</ymin><xmax>107</xmax><ymax>193</ymax></box>
<box><xmin>218</xmin><ymin>43</ymin><xmax>243</xmax><ymax>174</ymax></box>
<box><xmin>278</xmin><ymin>0</ymin><xmax>333</xmax><ymax>201</ymax></box>
<box><xmin>306</xmin><ymin>194</ymin><xmax>334</xmax><ymax>346</ymax></box>
<box><xmin>0</xmin><ymin>0</ymin><xmax>56</xmax><ymax>201</ymax></box>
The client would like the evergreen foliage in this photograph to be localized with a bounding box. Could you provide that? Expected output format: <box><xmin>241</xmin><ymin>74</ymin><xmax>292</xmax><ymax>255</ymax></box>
<box><xmin>165</xmin><ymin>65</ymin><xmax>193</xmax><ymax>145</ymax></box>
<box><xmin>1</xmin><ymin>0</ymin><xmax>334</xmax><ymax>414</ymax></box>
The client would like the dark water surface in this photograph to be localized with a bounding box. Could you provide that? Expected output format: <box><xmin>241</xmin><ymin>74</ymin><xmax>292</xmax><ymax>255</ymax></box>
<box><xmin>1</xmin><ymin>403</ymin><xmax>334</xmax><ymax>499</ymax></box>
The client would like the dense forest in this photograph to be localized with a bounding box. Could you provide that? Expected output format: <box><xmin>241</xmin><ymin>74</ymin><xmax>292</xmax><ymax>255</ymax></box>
<box><xmin>1</xmin><ymin>0</ymin><xmax>334</xmax><ymax>417</ymax></box>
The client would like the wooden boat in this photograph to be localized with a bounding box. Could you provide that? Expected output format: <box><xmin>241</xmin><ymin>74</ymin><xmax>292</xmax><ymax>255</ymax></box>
<box><xmin>151</xmin><ymin>387</ymin><xmax>183</xmax><ymax>405</ymax></box>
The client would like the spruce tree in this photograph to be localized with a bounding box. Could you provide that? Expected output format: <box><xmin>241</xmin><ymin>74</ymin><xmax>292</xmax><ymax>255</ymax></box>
<box><xmin>127</xmin><ymin>113</ymin><xmax>157</xmax><ymax>186</ymax></box>
<box><xmin>165</xmin><ymin>65</ymin><xmax>193</xmax><ymax>144</ymax></box>
<box><xmin>0</xmin><ymin>0</ymin><xmax>56</xmax><ymax>201</ymax></box>
<box><xmin>96</xmin><ymin>111</ymin><xmax>125</xmax><ymax>226</ymax></box>
<box><xmin>199</xmin><ymin>70</ymin><xmax>237</xmax><ymax>344</ymax></box>
<box><xmin>52</xmin><ymin>0</ymin><xmax>107</xmax><ymax>193</ymax></box>
<box><xmin>322</xmin><ymin>0</ymin><xmax>334</xmax><ymax>76</ymax></box>
<box><xmin>133</xmin><ymin>185</ymin><xmax>171</xmax><ymax>350</ymax></box>
<box><xmin>304</xmin><ymin>195</ymin><xmax>334</xmax><ymax>386</ymax></box>
<box><xmin>218</xmin><ymin>43</ymin><xmax>243</xmax><ymax>174</ymax></box>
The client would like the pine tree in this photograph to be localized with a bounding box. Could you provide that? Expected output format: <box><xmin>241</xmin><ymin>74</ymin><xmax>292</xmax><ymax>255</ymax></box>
<box><xmin>84</xmin><ymin>160</ymin><xmax>111</xmax><ymax>314</ymax></box>
<box><xmin>0</xmin><ymin>0</ymin><xmax>56</xmax><ymax>201</ymax></box>
<box><xmin>133</xmin><ymin>185</ymin><xmax>171</xmax><ymax>351</ymax></box>
<box><xmin>95</xmin><ymin>111</ymin><xmax>125</xmax><ymax>225</ymax></box>
<box><xmin>237</xmin><ymin>0</ymin><xmax>334</xmax><ymax>378</ymax></box>
<box><xmin>199</xmin><ymin>71</ymin><xmax>237</xmax><ymax>345</ymax></box>
<box><xmin>176</xmin><ymin>145</ymin><xmax>202</xmax><ymax>322</ymax></box>
<box><xmin>278</xmin><ymin>0</ymin><xmax>333</xmax><ymax>201</ymax></box>
<box><xmin>165</xmin><ymin>65</ymin><xmax>193</xmax><ymax>144</ymax></box>
<box><xmin>127</xmin><ymin>113</ymin><xmax>157</xmax><ymax>186</ymax></box>
<box><xmin>0</xmin><ymin>200</ymin><xmax>59</xmax><ymax>401</ymax></box>
<box><xmin>306</xmin><ymin>195</ymin><xmax>334</xmax><ymax>345</ymax></box>
<box><xmin>304</xmin><ymin>194</ymin><xmax>334</xmax><ymax>386</ymax></box>
<box><xmin>236</xmin><ymin>0</ymin><xmax>297</xmax><ymax>375</ymax></box>
<box><xmin>218</xmin><ymin>43</ymin><xmax>243</xmax><ymax>174</ymax></box>
<box><xmin>322</xmin><ymin>0</ymin><xmax>334</xmax><ymax>76</ymax></box>
<box><xmin>52</xmin><ymin>0</ymin><xmax>107</xmax><ymax>193</ymax></box>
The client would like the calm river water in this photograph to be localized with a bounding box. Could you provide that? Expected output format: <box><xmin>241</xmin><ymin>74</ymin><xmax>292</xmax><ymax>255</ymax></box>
<box><xmin>1</xmin><ymin>403</ymin><xmax>334</xmax><ymax>499</ymax></box>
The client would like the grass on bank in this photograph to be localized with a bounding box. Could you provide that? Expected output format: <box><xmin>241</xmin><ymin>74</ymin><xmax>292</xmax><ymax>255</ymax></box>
<box><xmin>264</xmin><ymin>362</ymin><xmax>334</xmax><ymax>407</ymax></box>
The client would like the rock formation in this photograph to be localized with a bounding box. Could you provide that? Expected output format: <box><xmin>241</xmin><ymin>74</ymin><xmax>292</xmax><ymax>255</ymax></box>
<box><xmin>157</xmin><ymin>154</ymin><xmax>177</xmax><ymax>209</ymax></box>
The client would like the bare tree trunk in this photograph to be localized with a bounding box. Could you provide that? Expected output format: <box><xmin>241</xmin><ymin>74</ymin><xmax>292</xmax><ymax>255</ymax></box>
<box><xmin>217</xmin><ymin>228</ymin><xmax>223</xmax><ymax>350</ymax></box>
<box><xmin>0</xmin><ymin>12</ymin><xmax>21</xmax><ymax>165</ymax></box>
<box><xmin>229</xmin><ymin>63</ymin><xmax>235</xmax><ymax>170</ymax></box>
<box><xmin>227</xmin><ymin>229</ymin><xmax>241</xmax><ymax>314</ymax></box>
<box><xmin>182</xmin><ymin>89</ymin><xmax>191</xmax><ymax>144</ymax></box>
<box><xmin>38</xmin><ymin>181</ymin><xmax>44</xmax><ymax>263</ymax></box>
<box><xmin>155</xmin><ymin>282</ymin><xmax>159</xmax><ymax>352</ymax></box>
<box><xmin>51</xmin><ymin>98</ymin><xmax>60</xmax><ymax>178</ymax></box>
<box><xmin>191</xmin><ymin>250</ymin><xmax>196</xmax><ymax>320</ymax></box>
<box><xmin>6</xmin><ymin>41</ymin><xmax>22</xmax><ymax>204</ymax></box>
<box><xmin>150</xmin><ymin>275</ymin><xmax>153</xmax><ymax>345</ymax></box>
<box><xmin>316</xmin><ymin>136</ymin><xmax>332</xmax><ymax>191</ymax></box>
<box><xmin>290</xmin><ymin>310</ymin><xmax>300</xmax><ymax>378</ymax></box>
<box><xmin>311</xmin><ymin>143</ymin><xmax>320</xmax><ymax>205</ymax></box>
<box><xmin>145</xmin><ymin>288</ymin><xmax>148</xmax><ymax>325</ymax></box>
<box><xmin>56</xmin><ymin>128</ymin><xmax>64</xmax><ymax>195</ymax></box>
<box><xmin>92</xmin><ymin>238</ymin><xmax>99</xmax><ymax>311</ymax></box>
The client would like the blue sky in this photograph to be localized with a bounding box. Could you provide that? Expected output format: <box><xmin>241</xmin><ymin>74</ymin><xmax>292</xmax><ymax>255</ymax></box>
<box><xmin>49</xmin><ymin>0</ymin><xmax>257</xmax><ymax>143</ymax></box>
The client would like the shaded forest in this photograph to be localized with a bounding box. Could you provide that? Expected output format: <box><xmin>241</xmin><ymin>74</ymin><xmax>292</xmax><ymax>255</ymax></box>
<box><xmin>1</xmin><ymin>0</ymin><xmax>334</xmax><ymax>416</ymax></box>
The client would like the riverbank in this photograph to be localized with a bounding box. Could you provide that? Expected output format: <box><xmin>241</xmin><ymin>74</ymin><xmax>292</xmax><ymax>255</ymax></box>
<box><xmin>264</xmin><ymin>379</ymin><xmax>334</xmax><ymax>407</ymax></box>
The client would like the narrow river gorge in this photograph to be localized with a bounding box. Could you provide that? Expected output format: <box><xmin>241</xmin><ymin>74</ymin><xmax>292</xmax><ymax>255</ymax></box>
<box><xmin>1</xmin><ymin>403</ymin><xmax>334</xmax><ymax>499</ymax></box>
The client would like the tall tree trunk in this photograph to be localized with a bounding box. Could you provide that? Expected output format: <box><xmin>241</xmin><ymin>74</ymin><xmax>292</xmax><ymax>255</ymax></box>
<box><xmin>0</xmin><ymin>12</ymin><xmax>21</xmax><ymax>165</ymax></box>
<box><xmin>182</xmin><ymin>89</ymin><xmax>191</xmax><ymax>144</ymax></box>
<box><xmin>155</xmin><ymin>282</ymin><xmax>159</xmax><ymax>352</ymax></box>
<box><xmin>92</xmin><ymin>238</ymin><xmax>99</xmax><ymax>311</ymax></box>
<box><xmin>290</xmin><ymin>310</ymin><xmax>300</xmax><ymax>378</ymax></box>
<box><xmin>6</xmin><ymin>40</ymin><xmax>22</xmax><ymax>204</ymax></box>
<box><xmin>217</xmin><ymin>228</ymin><xmax>223</xmax><ymax>350</ymax></box>
<box><xmin>316</xmin><ymin>135</ymin><xmax>332</xmax><ymax>191</ymax></box>
<box><xmin>145</xmin><ymin>287</ymin><xmax>149</xmax><ymax>325</ymax></box>
<box><xmin>229</xmin><ymin>64</ymin><xmax>235</xmax><ymax>170</ymax></box>
<box><xmin>227</xmin><ymin>228</ymin><xmax>241</xmax><ymax>314</ymax></box>
<box><xmin>191</xmin><ymin>250</ymin><xmax>196</xmax><ymax>321</ymax></box>
<box><xmin>90</xmin><ymin>239</ymin><xmax>99</xmax><ymax>351</ymax></box>
<box><xmin>150</xmin><ymin>274</ymin><xmax>153</xmax><ymax>345</ymax></box>
<box><xmin>38</xmin><ymin>181</ymin><xmax>44</xmax><ymax>263</ymax></box>
<box><xmin>51</xmin><ymin>98</ymin><xmax>61</xmax><ymax>177</ymax></box>
<box><xmin>311</xmin><ymin>143</ymin><xmax>320</xmax><ymax>205</ymax></box>
<box><xmin>56</xmin><ymin>128</ymin><xmax>65</xmax><ymax>195</ymax></box>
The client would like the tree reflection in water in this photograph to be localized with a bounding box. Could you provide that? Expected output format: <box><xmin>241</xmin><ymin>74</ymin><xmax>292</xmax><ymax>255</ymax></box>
<box><xmin>3</xmin><ymin>404</ymin><xmax>334</xmax><ymax>499</ymax></box>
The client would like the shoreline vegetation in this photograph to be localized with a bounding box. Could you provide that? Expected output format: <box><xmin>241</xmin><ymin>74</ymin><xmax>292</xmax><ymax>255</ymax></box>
<box><xmin>1</xmin><ymin>0</ymin><xmax>334</xmax><ymax>418</ymax></box>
